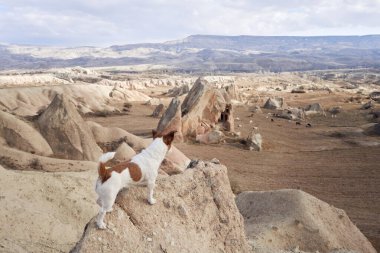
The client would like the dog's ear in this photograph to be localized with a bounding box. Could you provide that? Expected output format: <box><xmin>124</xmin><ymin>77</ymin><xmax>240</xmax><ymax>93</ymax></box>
<box><xmin>152</xmin><ymin>129</ymin><xmax>158</xmax><ymax>139</ymax></box>
<box><xmin>163</xmin><ymin>130</ymin><xmax>176</xmax><ymax>146</ymax></box>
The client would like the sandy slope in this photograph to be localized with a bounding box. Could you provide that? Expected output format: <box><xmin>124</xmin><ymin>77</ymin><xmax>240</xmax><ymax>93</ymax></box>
<box><xmin>0</xmin><ymin>165</ymin><xmax>98</xmax><ymax>253</ymax></box>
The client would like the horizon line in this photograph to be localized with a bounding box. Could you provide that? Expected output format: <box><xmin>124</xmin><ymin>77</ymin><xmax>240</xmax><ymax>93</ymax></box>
<box><xmin>1</xmin><ymin>33</ymin><xmax>380</xmax><ymax>48</ymax></box>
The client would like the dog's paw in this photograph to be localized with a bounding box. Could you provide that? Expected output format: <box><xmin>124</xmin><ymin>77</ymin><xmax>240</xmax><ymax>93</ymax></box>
<box><xmin>148</xmin><ymin>198</ymin><xmax>156</xmax><ymax>205</ymax></box>
<box><xmin>97</xmin><ymin>222</ymin><xmax>107</xmax><ymax>230</ymax></box>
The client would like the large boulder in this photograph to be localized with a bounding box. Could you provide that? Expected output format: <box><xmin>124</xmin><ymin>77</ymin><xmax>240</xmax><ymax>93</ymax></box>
<box><xmin>0</xmin><ymin>110</ymin><xmax>53</xmax><ymax>156</ymax></box>
<box><xmin>236</xmin><ymin>190</ymin><xmax>376</xmax><ymax>253</ymax></box>
<box><xmin>157</xmin><ymin>97</ymin><xmax>183</xmax><ymax>142</ymax></box>
<box><xmin>38</xmin><ymin>94</ymin><xmax>102</xmax><ymax>161</ymax></box>
<box><xmin>304</xmin><ymin>103</ymin><xmax>325</xmax><ymax>115</ymax></box>
<box><xmin>246</xmin><ymin>129</ymin><xmax>262</xmax><ymax>151</ymax></box>
<box><xmin>181</xmin><ymin>78</ymin><xmax>229</xmax><ymax>138</ymax></box>
<box><xmin>72</xmin><ymin>161</ymin><xmax>250</xmax><ymax>253</ymax></box>
<box><xmin>263</xmin><ymin>97</ymin><xmax>286</xmax><ymax>109</ymax></box>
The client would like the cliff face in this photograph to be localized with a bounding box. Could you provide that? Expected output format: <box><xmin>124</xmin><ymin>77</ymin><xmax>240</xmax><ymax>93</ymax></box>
<box><xmin>72</xmin><ymin>161</ymin><xmax>250</xmax><ymax>253</ymax></box>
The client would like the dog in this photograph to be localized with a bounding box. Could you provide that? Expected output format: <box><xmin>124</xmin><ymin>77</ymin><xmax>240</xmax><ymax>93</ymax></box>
<box><xmin>95</xmin><ymin>130</ymin><xmax>176</xmax><ymax>229</ymax></box>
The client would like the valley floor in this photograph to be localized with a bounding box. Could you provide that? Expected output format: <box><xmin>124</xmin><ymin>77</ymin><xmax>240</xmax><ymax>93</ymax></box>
<box><xmin>90</xmin><ymin>91</ymin><xmax>380</xmax><ymax>250</ymax></box>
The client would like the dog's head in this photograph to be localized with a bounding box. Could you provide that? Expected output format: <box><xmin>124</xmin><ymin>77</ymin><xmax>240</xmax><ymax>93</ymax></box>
<box><xmin>152</xmin><ymin>130</ymin><xmax>176</xmax><ymax>149</ymax></box>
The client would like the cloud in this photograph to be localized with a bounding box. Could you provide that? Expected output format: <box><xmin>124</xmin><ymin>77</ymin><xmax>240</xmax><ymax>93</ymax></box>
<box><xmin>0</xmin><ymin>0</ymin><xmax>379</xmax><ymax>46</ymax></box>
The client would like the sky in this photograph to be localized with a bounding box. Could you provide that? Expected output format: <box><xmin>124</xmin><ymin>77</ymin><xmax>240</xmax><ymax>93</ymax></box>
<box><xmin>0</xmin><ymin>0</ymin><xmax>380</xmax><ymax>47</ymax></box>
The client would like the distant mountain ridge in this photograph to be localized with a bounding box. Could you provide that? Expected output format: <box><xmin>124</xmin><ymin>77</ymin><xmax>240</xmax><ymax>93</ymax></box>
<box><xmin>1</xmin><ymin>35</ymin><xmax>380</xmax><ymax>72</ymax></box>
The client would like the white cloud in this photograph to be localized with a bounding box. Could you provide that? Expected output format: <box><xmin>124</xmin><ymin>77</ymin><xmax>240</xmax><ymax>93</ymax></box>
<box><xmin>0</xmin><ymin>0</ymin><xmax>379</xmax><ymax>46</ymax></box>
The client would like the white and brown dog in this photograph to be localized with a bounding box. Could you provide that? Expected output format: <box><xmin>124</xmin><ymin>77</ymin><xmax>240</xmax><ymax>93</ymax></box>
<box><xmin>95</xmin><ymin>130</ymin><xmax>176</xmax><ymax>229</ymax></box>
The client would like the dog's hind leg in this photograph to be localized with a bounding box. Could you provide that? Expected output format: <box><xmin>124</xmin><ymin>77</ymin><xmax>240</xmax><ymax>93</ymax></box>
<box><xmin>96</xmin><ymin>190</ymin><xmax>118</xmax><ymax>229</ymax></box>
<box><xmin>147</xmin><ymin>181</ymin><xmax>156</xmax><ymax>205</ymax></box>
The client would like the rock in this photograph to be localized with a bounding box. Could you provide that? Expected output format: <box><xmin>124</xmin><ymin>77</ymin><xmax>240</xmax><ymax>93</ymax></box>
<box><xmin>263</xmin><ymin>97</ymin><xmax>286</xmax><ymax>109</ymax></box>
<box><xmin>291</xmin><ymin>88</ymin><xmax>306</xmax><ymax>93</ymax></box>
<box><xmin>211</xmin><ymin>158</ymin><xmax>220</xmax><ymax>164</ymax></box>
<box><xmin>86</xmin><ymin>121</ymin><xmax>149</xmax><ymax>152</ymax></box>
<box><xmin>361</xmin><ymin>100</ymin><xmax>374</xmax><ymax>110</ymax></box>
<box><xmin>181</xmin><ymin>78</ymin><xmax>230</xmax><ymax>138</ymax></box>
<box><xmin>162</xmin><ymin>146</ymin><xmax>191</xmax><ymax>175</ymax></box>
<box><xmin>37</xmin><ymin>94</ymin><xmax>102</xmax><ymax>161</ymax></box>
<box><xmin>0</xmin><ymin>110</ymin><xmax>53</xmax><ymax>156</ymax></box>
<box><xmin>167</xmin><ymin>84</ymin><xmax>190</xmax><ymax>97</ymax></box>
<box><xmin>0</xmin><ymin>165</ymin><xmax>98</xmax><ymax>253</ymax></box>
<box><xmin>145</xmin><ymin>97</ymin><xmax>161</xmax><ymax>106</ymax></box>
<box><xmin>250</xmin><ymin>105</ymin><xmax>262</xmax><ymax>113</ymax></box>
<box><xmin>160</xmin><ymin>145</ymin><xmax>191</xmax><ymax>175</ymax></box>
<box><xmin>369</xmin><ymin>91</ymin><xmax>380</xmax><ymax>102</ymax></box>
<box><xmin>236</xmin><ymin>190</ymin><xmax>376</xmax><ymax>253</ymax></box>
<box><xmin>246</xmin><ymin>129</ymin><xmax>262</xmax><ymax>151</ymax></box>
<box><xmin>156</xmin><ymin>97</ymin><xmax>183</xmax><ymax>142</ymax></box>
<box><xmin>275</xmin><ymin>108</ymin><xmax>305</xmax><ymax>121</ymax></box>
<box><xmin>363</xmin><ymin>123</ymin><xmax>380</xmax><ymax>136</ymax></box>
<box><xmin>151</xmin><ymin>104</ymin><xmax>165</xmax><ymax>118</ymax></box>
<box><xmin>304</xmin><ymin>103</ymin><xmax>325</xmax><ymax>115</ymax></box>
<box><xmin>71</xmin><ymin>162</ymin><xmax>250</xmax><ymax>253</ymax></box>
<box><xmin>225</xmin><ymin>83</ymin><xmax>243</xmax><ymax>101</ymax></box>
<box><xmin>160</xmin><ymin>158</ymin><xmax>182</xmax><ymax>175</ymax></box>
<box><xmin>220</xmin><ymin>104</ymin><xmax>234</xmax><ymax>132</ymax></box>
<box><xmin>113</xmin><ymin>142</ymin><xmax>136</xmax><ymax>162</ymax></box>
<box><xmin>196</xmin><ymin>130</ymin><xmax>224</xmax><ymax>144</ymax></box>
<box><xmin>109</xmin><ymin>88</ymin><xmax>151</xmax><ymax>102</ymax></box>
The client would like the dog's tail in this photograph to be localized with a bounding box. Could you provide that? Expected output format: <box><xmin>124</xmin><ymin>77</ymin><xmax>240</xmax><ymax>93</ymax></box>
<box><xmin>99</xmin><ymin>152</ymin><xmax>116</xmax><ymax>163</ymax></box>
<box><xmin>98</xmin><ymin>152</ymin><xmax>116</xmax><ymax>181</ymax></box>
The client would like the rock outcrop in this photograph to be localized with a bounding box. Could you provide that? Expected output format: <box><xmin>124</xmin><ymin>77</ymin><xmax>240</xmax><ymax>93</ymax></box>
<box><xmin>156</xmin><ymin>97</ymin><xmax>183</xmax><ymax>142</ymax></box>
<box><xmin>0</xmin><ymin>110</ymin><xmax>53</xmax><ymax>156</ymax></box>
<box><xmin>181</xmin><ymin>78</ymin><xmax>229</xmax><ymax>138</ymax></box>
<box><xmin>263</xmin><ymin>97</ymin><xmax>286</xmax><ymax>109</ymax></box>
<box><xmin>72</xmin><ymin>161</ymin><xmax>250</xmax><ymax>253</ymax></box>
<box><xmin>86</xmin><ymin>121</ymin><xmax>150</xmax><ymax>152</ymax></box>
<box><xmin>0</xmin><ymin>165</ymin><xmax>97</xmax><ymax>253</ymax></box>
<box><xmin>38</xmin><ymin>94</ymin><xmax>102</xmax><ymax>161</ymax></box>
<box><xmin>236</xmin><ymin>189</ymin><xmax>376</xmax><ymax>253</ymax></box>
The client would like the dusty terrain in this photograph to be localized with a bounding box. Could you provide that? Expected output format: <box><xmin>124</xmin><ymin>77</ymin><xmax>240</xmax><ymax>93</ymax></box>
<box><xmin>0</xmin><ymin>69</ymin><xmax>379</xmax><ymax>252</ymax></box>
<box><xmin>90</xmin><ymin>90</ymin><xmax>380</xmax><ymax>250</ymax></box>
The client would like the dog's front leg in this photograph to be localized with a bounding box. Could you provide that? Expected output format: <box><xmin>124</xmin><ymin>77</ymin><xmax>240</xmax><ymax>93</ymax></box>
<box><xmin>147</xmin><ymin>181</ymin><xmax>156</xmax><ymax>205</ymax></box>
<box><xmin>96</xmin><ymin>208</ymin><xmax>107</xmax><ymax>229</ymax></box>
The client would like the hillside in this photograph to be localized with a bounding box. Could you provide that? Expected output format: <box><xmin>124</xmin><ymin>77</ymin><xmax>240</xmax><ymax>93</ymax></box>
<box><xmin>1</xmin><ymin>35</ymin><xmax>380</xmax><ymax>72</ymax></box>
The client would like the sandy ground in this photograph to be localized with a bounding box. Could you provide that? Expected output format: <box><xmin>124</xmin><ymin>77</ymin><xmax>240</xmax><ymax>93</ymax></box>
<box><xmin>90</xmin><ymin>91</ymin><xmax>380</xmax><ymax>250</ymax></box>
